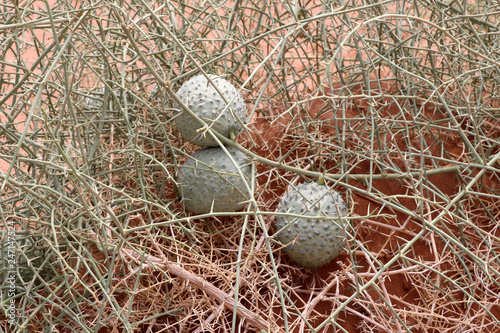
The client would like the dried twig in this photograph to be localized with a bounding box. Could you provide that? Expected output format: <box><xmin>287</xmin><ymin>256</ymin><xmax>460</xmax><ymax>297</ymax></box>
<box><xmin>121</xmin><ymin>248</ymin><xmax>275</xmax><ymax>332</ymax></box>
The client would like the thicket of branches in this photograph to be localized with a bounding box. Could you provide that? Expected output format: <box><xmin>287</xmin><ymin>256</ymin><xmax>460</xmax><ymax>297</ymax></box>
<box><xmin>1</xmin><ymin>0</ymin><xmax>499</xmax><ymax>332</ymax></box>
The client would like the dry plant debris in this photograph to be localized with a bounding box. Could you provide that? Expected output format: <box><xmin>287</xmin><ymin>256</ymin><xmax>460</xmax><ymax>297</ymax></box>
<box><xmin>1</xmin><ymin>0</ymin><xmax>499</xmax><ymax>332</ymax></box>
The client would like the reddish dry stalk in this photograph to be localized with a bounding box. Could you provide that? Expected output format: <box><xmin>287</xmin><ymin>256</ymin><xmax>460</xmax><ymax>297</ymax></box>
<box><xmin>121</xmin><ymin>248</ymin><xmax>276</xmax><ymax>332</ymax></box>
<box><xmin>121</xmin><ymin>214</ymin><xmax>277</xmax><ymax>332</ymax></box>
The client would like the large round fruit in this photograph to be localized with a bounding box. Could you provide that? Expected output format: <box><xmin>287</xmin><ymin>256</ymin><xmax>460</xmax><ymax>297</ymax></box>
<box><xmin>0</xmin><ymin>234</ymin><xmax>54</xmax><ymax>284</ymax></box>
<box><xmin>173</xmin><ymin>74</ymin><xmax>247</xmax><ymax>147</ymax></box>
<box><xmin>274</xmin><ymin>182</ymin><xmax>348</xmax><ymax>268</ymax></box>
<box><xmin>178</xmin><ymin>146</ymin><xmax>252</xmax><ymax>214</ymax></box>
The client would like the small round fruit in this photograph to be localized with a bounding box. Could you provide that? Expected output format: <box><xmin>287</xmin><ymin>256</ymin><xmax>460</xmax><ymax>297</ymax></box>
<box><xmin>178</xmin><ymin>146</ymin><xmax>252</xmax><ymax>214</ymax></box>
<box><xmin>274</xmin><ymin>182</ymin><xmax>348</xmax><ymax>268</ymax></box>
<box><xmin>85</xmin><ymin>87</ymin><xmax>125</xmax><ymax>110</ymax></box>
<box><xmin>173</xmin><ymin>74</ymin><xmax>247</xmax><ymax>147</ymax></box>
<box><xmin>0</xmin><ymin>234</ymin><xmax>54</xmax><ymax>283</ymax></box>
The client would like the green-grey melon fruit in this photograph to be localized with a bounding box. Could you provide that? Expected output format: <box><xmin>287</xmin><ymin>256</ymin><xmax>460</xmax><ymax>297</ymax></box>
<box><xmin>178</xmin><ymin>146</ymin><xmax>252</xmax><ymax>214</ymax></box>
<box><xmin>85</xmin><ymin>87</ymin><xmax>131</xmax><ymax>110</ymax></box>
<box><xmin>84</xmin><ymin>86</ymin><xmax>137</xmax><ymax>123</ymax></box>
<box><xmin>0</xmin><ymin>234</ymin><xmax>55</xmax><ymax>285</ymax></box>
<box><xmin>275</xmin><ymin>182</ymin><xmax>348</xmax><ymax>268</ymax></box>
<box><xmin>173</xmin><ymin>74</ymin><xmax>247</xmax><ymax>147</ymax></box>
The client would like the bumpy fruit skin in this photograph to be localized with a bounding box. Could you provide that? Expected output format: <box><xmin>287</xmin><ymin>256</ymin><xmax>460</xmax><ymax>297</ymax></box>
<box><xmin>0</xmin><ymin>235</ymin><xmax>53</xmax><ymax>283</ymax></box>
<box><xmin>275</xmin><ymin>182</ymin><xmax>348</xmax><ymax>268</ymax></box>
<box><xmin>85</xmin><ymin>87</ymin><xmax>131</xmax><ymax>110</ymax></box>
<box><xmin>179</xmin><ymin>147</ymin><xmax>252</xmax><ymax>214</ymax></box>
<box><xmin>173</xmin><ymin>74</ymin><xmax>247</xmax><ymax>147</ymax></box>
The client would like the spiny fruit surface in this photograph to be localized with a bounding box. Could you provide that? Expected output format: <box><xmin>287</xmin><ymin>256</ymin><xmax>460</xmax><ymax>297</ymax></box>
<box><xmin>178</xmin><ymin>146</ymin><xmax>252</xmax><ymax>214</ymax></box>
<box><xmin>0</xmin><ymin>235</ymin><xmax>54</xmax><ymax>283</ymax></box>
<box><xmin>275</xmin><ymin>182</ymin><xmax>348</xmax><ymax>268</ymax></box>
<box><xmin>85</xmin><ymin>87</ymin><xmax>135</xmax><ymax>110</ymax></box>
<box><xmin>174</xmin><ymin>74</ymin><xmax>247</xmax><ymax>147</ymax></box>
